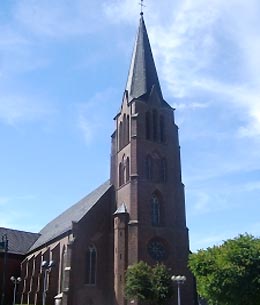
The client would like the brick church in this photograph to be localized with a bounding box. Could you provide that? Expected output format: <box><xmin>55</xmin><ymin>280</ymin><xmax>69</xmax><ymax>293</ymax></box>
<box><xmin>0</xmin><ymin>13</ymin><xmax>196</xmax><ymax>305</ymax></box>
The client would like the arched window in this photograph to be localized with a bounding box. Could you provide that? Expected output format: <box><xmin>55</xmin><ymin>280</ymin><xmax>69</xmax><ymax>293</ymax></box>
<box><xmin>119</xmin><ymin>155</ymin><xmax>130</xmax><ymax>186</ymax></box>
<box><xmin>161</xmin><ymin>159</ymin><xmax>167</xmax><ymax>182</ymax></box>
<box><xmin>152</xmin><ymin>152</ymin><xmax>161</xmax><ymax>182</ymax></box>
<box><xmin>85</xmin><ymin>245</ymin><xmax>97</xmax><ymax>285</ymax></box>
<box><xmin>151</xmin><ymin>194</ymin><xmax>160</xmax><ymax>226</ymax></box>
<box><xmin>160</xmin><ymin>115</ymin><xmax>165</xmax><ymax>143</ymax></box>
<box><xmin>145</xmin><ymin>155</ymin><xmax>153</xmax><ymax>180</ymax></box>
<box><xmin>153</xmin><ymin>110</ymin><xmax>158</xmax><ymax>141</ymax></box>
<box><xmin>119</xmin><ymin>121</ymin><xmax>123</xmax><ymax>150</ymax></box>
<box><xmin>127</xmin><ymin>115</ymin><xmax>130</xmax><ymax>143</ymax></box>
<box><xmin>60</xmin><ymin>246</ymin><xmax>66</xmax><ymax>292</ymax></box>
<box><xmin>123</xmin><ymin>114</ymin><xmax>127</xmax><ymax>147</ymax></box>
<box><xmin>126</xmin><ymin>157</ymin><xmax>130</xmax><ymax>182</ymax></box>
<box><xmin>145</xmin><ymin>112</ymin><xmax>151</xmax><ymax>140</ymax></box>
<box><xmin>119</xmin><ymin>162</ymin><xmax>123</xmax><ymax>186</ymax></box>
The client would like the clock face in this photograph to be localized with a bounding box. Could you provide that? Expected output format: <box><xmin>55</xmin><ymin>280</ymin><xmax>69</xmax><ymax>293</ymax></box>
<box><xmin>147</xmin><ymin>239</ymin><xmax>167</xmax><ymax>261</ymax></box>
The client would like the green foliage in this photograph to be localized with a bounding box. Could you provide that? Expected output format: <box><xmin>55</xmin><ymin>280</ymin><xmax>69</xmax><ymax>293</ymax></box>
<box><xmin>125</xmin><ymin>261</ymin><xmax>173</xmax><ymax>305</ymax></box>
<box><xmin>189</xmin><ymin>234</ymin><xmax>260</xmax><ymax>305</ymax></box>
<box><xmin>151</xmin><ymin>263</ymin><xmax>174</xmax><ymax>305</ymax></box>
<box><xmin>125</xmin><ymin>261</ymin><xmax>153</xmax><ymax>302</ymax></box>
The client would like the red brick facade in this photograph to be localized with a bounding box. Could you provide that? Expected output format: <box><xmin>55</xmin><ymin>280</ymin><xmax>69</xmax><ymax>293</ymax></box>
<box><xmin>111</xmin><ymin>87</ymin><xmax>195</xmax><ymax>305</ymax></box>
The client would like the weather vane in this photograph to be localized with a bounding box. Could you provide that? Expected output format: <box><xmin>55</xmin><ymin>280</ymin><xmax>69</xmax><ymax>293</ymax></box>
<box><xmin>139</xmin><ymin>0</ymin><xmax>146</xmax><ymax>15</ymax></box>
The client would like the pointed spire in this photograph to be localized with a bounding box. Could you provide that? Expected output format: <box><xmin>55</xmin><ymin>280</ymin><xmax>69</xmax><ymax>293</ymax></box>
<box><xmin>125</xmin><ymin>15</ymin><xmax>163</xmax><ymax>102</ymax></box>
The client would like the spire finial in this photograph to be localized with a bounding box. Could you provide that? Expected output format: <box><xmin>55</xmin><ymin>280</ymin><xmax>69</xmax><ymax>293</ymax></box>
<box><xmin>139</xmin><ymin>0</ymin><xmax>145</xmax><ymax>16</ymax></box>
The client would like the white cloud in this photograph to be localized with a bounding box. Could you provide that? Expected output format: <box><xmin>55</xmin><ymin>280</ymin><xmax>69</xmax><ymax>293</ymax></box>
<box><xmin>188</xmin><ymin>188</ymin><xmax>231</xmax><ymax>215</ymax></box>
<box><xmin>193</xmin><ymin>79</ymin><xmax>260</xmax><ymax>138</ymax></box>
<box><xmin>0</xmin><ymin>197</ymin><xmax>10</xmax><ymax>206</ymax></box>
<box><xmin>144</xmin><ymin>0</ymin><xmax>260</xmax><ymax>139</ymax></box>
<box><xmin>103</xmin><ymin>0</ymin><xmax>138</xmax><ymax>24</ymax></box>
<box><xmin>13</xmin><ymin>0</ymin><xmax>105</xmax><ymax>39</ymax></box>
<box><xmin>244</xmin><ymin>181</ymin><xmax>260</xmax><ymax>192</ymax></box>
<box><xmin>191</xmin><ymin>233</ymin><xmax>227</xmax><ymax>250</ymax></box>
<box><xmin>0</xmin><ymin>26</ymin><xmax>29</xmax><ymax>49</ymax></box>
<box><xmin>76</xmin><ymin>88</ymin><xmax>117</xmax><ymax>144</ymax></box>
<box><xmin>248</xmin><ymin>222</ymin><xmax>260</xmax><ymax>238</ymax></box>
<box><xmin>0</xmin><ymin>95</ymin><xmax>53</xmax><ymax>125</ymax></box>
<box><xmin>172</xmin><ymin>101</ymin><xmax>210</xmax><ymax>110</ymax></box>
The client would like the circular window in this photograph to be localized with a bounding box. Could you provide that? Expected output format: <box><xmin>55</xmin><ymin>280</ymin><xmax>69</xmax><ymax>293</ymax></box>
<box><xmin>147</xmin><ymin>239</ymin><xmax>168</xmax><ymax>261</ymax></box>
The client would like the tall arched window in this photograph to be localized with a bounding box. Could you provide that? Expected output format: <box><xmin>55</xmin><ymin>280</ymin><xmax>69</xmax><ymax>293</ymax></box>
<box><xmin>85</xmin><ymin>245</ymin><xmax>97</xmax><ymax>285</ymax></box>
<box><xmin>118</xmin><ymin>121</ymin><xmax>123</xmax><ymax>150</ymax></box>
<box><xmin>123</xmin><ymin>114</ymin><xmax>127</xmax><ymax>147</ymax></box>
<box><xmin>151</xmin><ymin>194</ymin><xmax>160</xmax><ymax>226</ymax></box>
<box><xmin>127</xmin><ymin>115</ymin><xmax>130</xmax><ymax>143</ymax></box>
<box><xmin>145</xmin><ymin>112</ymin><xmax>151</xmax><ymax>140</ymax></box>
<box><xmin>60</xmin><ymin>246</ymin><xmax>66</xmax><ymax>292</ymax></box>
<box><xmin>119</xmin><ymin>155</ymin><xmax>130</xmax><ymax>186</ymax></box>
<box><xmin>160</xmin><ymin>115</ymin><xmax>165</xmax><ymax>143</ymax></box>
<box><xmin>126</xmin><ymin>157</ymin><xmax>130</xmax><ymax>182</ymax></box>
<box><xmin>119</xmin><ymin>162</ymin><xmax>123</xmax><ymax>186</ymax></box>
<box><xmin>145</xmin><ymin>155</ymin><xmax>153</xmax><ymax>180</ymax></box>
<box><xmin>161</xmin><ymin>159</ymin><xmax>167</xmax><ymax>182</ymax></box>
<box><xmin>153</xmin><ymin>110</ymin><xmax>158</xmax><ymax>141</ymax></box>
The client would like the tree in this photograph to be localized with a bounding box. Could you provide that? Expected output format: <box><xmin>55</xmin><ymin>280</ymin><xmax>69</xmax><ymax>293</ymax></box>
<box><xmin>125</xmin><ymin>261</ymin><xmax>153</xmax><ymax>302</ymax></box>
<box><xmin>151</xmin><ymin>263</ymin><xmax>174</xmax><ymax>305</ymax></box>
<box><xmin>125</xmin><ymin>261</ymin><xmax>173</xmax><ymax>305</ymax></box>
<box><xmin>189</xmin><ymin>234</ymin><xmax>260</xmax><ymax>305</ymax></box>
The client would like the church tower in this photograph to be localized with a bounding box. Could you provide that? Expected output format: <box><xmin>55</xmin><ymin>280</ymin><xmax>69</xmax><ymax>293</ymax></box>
<box><xmin>111</xmin><ymin>14</ymin><xmax>195</xmax><ymax>305</ymax></box>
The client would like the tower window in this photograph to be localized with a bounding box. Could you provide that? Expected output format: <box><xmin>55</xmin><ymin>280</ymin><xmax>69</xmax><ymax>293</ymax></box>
<box><xmin>123</xmin><ymin>114</ymin><xmax>127</xmax><ymax>147</ymax></box>
<box><xmin>161</xmin><ymin>159</ymin><xmax>167</xmax><ymax>182</ymax></box>
<box><xmin>118</xmin><ymin>113</ymin><xmax>130</xmax><ymax>150</ymax></box>
<box><xmin>151</xmin><ymin>194</ymin><xmax>160</xmax><ymax>226</ymax></box>
<box><xmin>153</xmin><ymin>110</ymin><xmax>158</xmax><ymax>141</ymax></box>
<box><xmin>119</xmin><ymin>155</ymin><xmax>130</xmax><ymax>186</ymax></box>
<box><xmin>145</xmin><ymin>155</ymin><xmax>153</xmax><ymax>180</ymax></box>
<box><xmin>145</xmin><ymin>111</ymin><xmax>151</xmax><ymax>140</ymax></box>
<box><xmin>160</xmin><ymin>115</ymin><xmax>165</xmax><ymax>142</ymax></box>
<box><xmin>119</xmin><ymin>121</ymin><xmax>123</xmax><ymax>150</ymax></box>
<box><xmin>127</xmin><ymin>115</ymin><xmax>130</xmax><ymax>143</ymax></box>
<box><xmin>126</xmin><ymin>157</ymin><xmax>130</xmax><ymax>182</ymax></box>
<box><xmin>119</xmin><ymin>162</ymin><xmax>124</xmax><ymax>186</ymax></box>
<box><xmin>85</xmin><ymin>245</ymin><xmax>97</xmax><ymax>285</ymax></box>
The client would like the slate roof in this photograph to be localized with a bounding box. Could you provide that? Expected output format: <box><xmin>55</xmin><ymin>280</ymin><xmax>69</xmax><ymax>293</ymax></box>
<box><xmin>29</xmin><ymin>180</ymin><xmax>112</xmax><ymax>252</ymax></box>
<box><xmin>0</xmin><ymin>227</ymin><xmax>40</xmax><ymax>255</ymax></box>
<box><xmin>126</xmin><ymin>15</ymin><xmax>163</xmax><ymax>101</ymax></box>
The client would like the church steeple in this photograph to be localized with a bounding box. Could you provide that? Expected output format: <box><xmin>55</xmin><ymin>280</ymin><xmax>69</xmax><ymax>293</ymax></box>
<box><xmin>112</xmin><ymin>12</ymin><xmax>195</xmax><ymax>305</ymax></box>
<box><xmin>125</xmin><ymin>15</ymin><xmax>163</xmax><ymax>101</ymax></box>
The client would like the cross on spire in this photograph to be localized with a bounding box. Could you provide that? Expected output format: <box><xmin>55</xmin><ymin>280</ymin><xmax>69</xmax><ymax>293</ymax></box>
<box><xmin>139</xmin><ymin>0</ymin><xmax>145</xmax><ymax>15</ymax></box>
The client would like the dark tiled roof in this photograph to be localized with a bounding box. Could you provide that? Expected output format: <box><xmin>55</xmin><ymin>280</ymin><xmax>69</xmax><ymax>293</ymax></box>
<box><xmin>0</xmin><ymin>227</ymin><xmax>40</xmax><ymax>255</ymax></box>
<box><xmin>29</xmin><ymin>180</ymin><xmax>112</xmax><ymax>252</ymax></box>
<box><xmin>125</xmin><ymin>15</ymin><xmax>163</xmax><ymax>101</ymax></box>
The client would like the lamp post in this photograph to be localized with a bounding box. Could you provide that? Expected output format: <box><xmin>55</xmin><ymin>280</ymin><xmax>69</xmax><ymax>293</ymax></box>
<box><xmin>0</xmin><ymin>234</ymin><xmax>8</xmax><ymax>305</ymax></box>
<box><xmin>41</xmin><ymin>260</ymin><xmax>55</xmax><ymax>305</ymax></box>
<box><xmin>10</xmin><ymin>276</ymin><xmax>21</xmax><ymax>305</ymax></box>
<box><xmin>171</xmin><ymin>275</ymin><xmax>186</xmax><ymax>305</ymax></box>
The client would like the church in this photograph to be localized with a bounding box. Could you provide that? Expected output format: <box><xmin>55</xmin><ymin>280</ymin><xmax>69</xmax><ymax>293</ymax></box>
<box><xmin>0</xmin><ymin>13</ymin><xmax>196</xmax><ymax>305</ymax></box>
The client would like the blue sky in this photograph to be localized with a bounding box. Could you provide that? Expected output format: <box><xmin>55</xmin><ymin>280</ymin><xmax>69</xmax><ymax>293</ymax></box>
<box><xmin>0</xmin><ymin>0</ymin><xmax>260</xmax><ymax>252</ymax></box>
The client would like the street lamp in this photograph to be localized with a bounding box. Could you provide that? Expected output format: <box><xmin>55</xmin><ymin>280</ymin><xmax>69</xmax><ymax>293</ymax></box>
<box><xmin>42</xmin><ymin>260</ymin><xmax>55</xmax><ymax>305</ymax></box>
<box><xmin>10</xmin><ymin>276</ymin><xmax>22</xmax><ymax>305</ymax></box>
<box><xmin>0</xmin><ymin>234</ymin><xmax>8</xmax><ymax>305</ymax></box>
<box><xmin>171</xmin><ymin>275</ymin><xmax>186</xmax><ymax>305</ymax></box>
